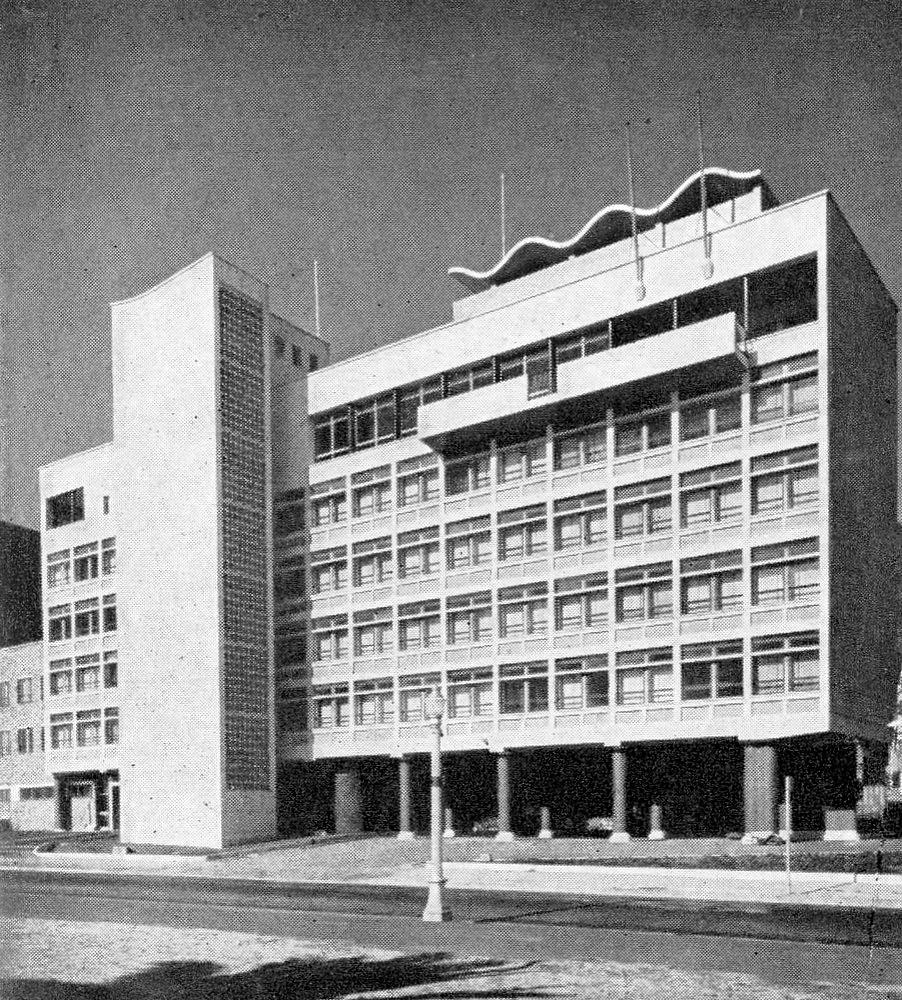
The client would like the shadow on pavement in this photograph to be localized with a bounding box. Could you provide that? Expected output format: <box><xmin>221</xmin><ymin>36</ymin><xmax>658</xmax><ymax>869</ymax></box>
<box><xmin>1</xmin><ymin>953</ymin><xmax>552</xmax><ymax>1000</ymax></box>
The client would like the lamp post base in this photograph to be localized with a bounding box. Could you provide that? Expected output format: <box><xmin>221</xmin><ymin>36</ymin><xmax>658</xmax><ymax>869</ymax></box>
<box><xmin>421</xmin><ymin>879</ymin><xmax>451</xmax><ymax>922</ymax></box>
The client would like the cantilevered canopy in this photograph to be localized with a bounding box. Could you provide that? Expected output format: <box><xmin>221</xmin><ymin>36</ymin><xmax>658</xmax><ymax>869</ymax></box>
<box><xmin>449</xmin><ymin>168</ymin><xmax>768</xmax><ymax>293</ymax></box>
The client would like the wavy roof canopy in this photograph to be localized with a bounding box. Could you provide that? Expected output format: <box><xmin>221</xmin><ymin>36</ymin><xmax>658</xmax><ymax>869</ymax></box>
<box><xmin>449</xmin><ymin>168</ymin><xmax>768</xmax><ymax>293</ymax></box>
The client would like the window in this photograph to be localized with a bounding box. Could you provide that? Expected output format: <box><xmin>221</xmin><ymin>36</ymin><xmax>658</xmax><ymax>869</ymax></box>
<box><xmin>680</xmin><ymin>551</ymin><xmax>743</xmax><ymax>614</ymax></box>
<box><xmin>615</xmin><ymin>562</ymin><xmax>673</xmax><ymax>622</ymax></box>
<box><xmin>50</xmin><ymin>713</ymin><xmax>73</xmax><ymax>749</ymax></box>
<box><xmin>0</xmin><ymin>732</ymin><xmax>10</xmax><ymax>757</ymax></box>
<box><xmin>73</xmin><ymin>542</ymin><xmax>99</xmax><ymax>582</ymax></box>
<box><xmin>275</xmin><ymin>621</ymin><xmax>307</xmax><ymax>667</ymax></box>
<box><xmin>499</xmin><ymin>661</ymin><xmax>549</xmax><ymax>714</ymax></box>
<box><xmin>614</xmin><ymin>478</ymin><xmax>672</xmax><ymax>539</ymax></box>
<box><xmin>555</xmin><ymin>321</ymin><xmax>610</xmax><ymax>364</ymax></box>
<box><xmin>498</xmin><ymin>504</ymin><xmax>547</xmax><ymax>560</ymax></box>
<box><xmin>310</xmin><ymin>546</ymin><xmax>347</xmax><ymax>594</ymax></box>
<box><xmin>278</xmin><ymin>689</ymin><xmax>308</xmax><ymax>731</ymax></box>
<box><xmin>313</xmin><ymin>683</ymin><xmax>349</xmax><ymax>728</ymax></box>
<box><xmin>274</xmin><ymin>491</ymin><xmax>305</xmax><ymax>536</ymax></box>
<box><xmin>273</xmin><ymin>334</ymin><xmax>286</xmax><ymax>357</ymax></box>
<box><xmin>498</xmin><ymin>438</ymin><xmax>547</xmax><ymax>483</ymax></box>
<box><xmin>498</xmin><ymin>351</ymin><xmax>525</xmax><ymax>381</ymax></box>
<box><xmin>612</xmin><ymin>299</ymin><xmax>674</xmax><ymax>347</ymax></box>
<box><xmin>275</xmin><ymin>554</ymin><xmax>306</xmax><ymax>602</ymax></box>
<box><xmin>398</xmin><ymin>599</ymin><xmax>441</xmax><ymax>650</ymax></box>
<box><xmin>46</xmin><ymin>487</ymin><xmax>85</xmax><ymax>529</ymax></box>
<box><xmin>446</xmin><ymin>454</ymin><xmax>490</xmax><ymax>495</ymax></box>
<box><xmin>751</xmin><ymin>446</ymin><xmax>819</xmax><ymax>515</ymax></box>
<box><xmin>309</xmin><ymin>353</ymin><xmax>320</xmax><ymax>372</ymax></box>
<box><xmin>555</xmin><ymin>656</ymin><xmax>609</xmax><ymax>710</ymax></box>
<box><xmin>351</xmin><ymin>466</ymin><xmax>391</xmax><ymax>517</ymax></box>
<box><xmin>677</xmin><ymin>276</ymin><xmax>744</xmax><ymax>328</ymax></box>
<box><xmin>398</xmin><ymin>526</ymin><xmax>440</xmax><ymax>579</ymax></box>
<box><xmin>554</xmin><ymin>573</ymin><xmax>608</xmax><ymax>630</ymax></box>
<box><xmin>291</xmin><ymin>344</ymin><xmax>304</xmax><ymax>367</ymax></box>
<box><xmin>554</xmin><ymin>491</ymin><xmax>607</xmax><ymax>550</ymax></box>
<box><xmin>751</xmin><ymin>353</ymin><xmax>818</xmax><ymax>425</ymax></box>
<box><xmin>354</xmin><ymin>678</ymin><xmax>394</xmax><ymax>726</ymax></box>
<box><xmin>20</xmin><ymin>786</ymin><xmax>54</xmax><ymax>801</ymax></box>
<box><xmin>75</xmin><ymin>709</ymin><xmax>101</xmax><ymax>747</ymax></box>
<box><xmin>679</xmin><ymin>389</ymin><xmax>741</xmax><ymax>441</ymax></box>
<box><xmin>104</xmin><ymin>707</ymin><xmax>119</xmax><ymax>744</ymax></box>
<box><xmin>351</xmin><ymin>394</ymin><xmax>396</xmax><ymax>449</ymax></box>
<box><xmin>103</xmin><ymin>495</ymin><xmax>110</xmax><ymax>515</ymax></box>
<box><xmin>102</xmin><ymin>595</ymin><xmax>117</xmax><ymax>632</ymax></box>
<box><xmin>680</xmin><ymin>640</ymin><xmax>743</xmax><ymax>700</ymax></box>
<box><xmin>614</xmin><ymin>408</ymin><xmax>671</xmax><ymax>457</ymax></box>
<box><xmin>525</xmin><ymin>345</ymin><xmax>554</xmax><ymax>398</ymax></box>
<box><xmin>353</xmin><ymin>607</ymin><xmax>392</xmax><ymax>657</ymax></box>
<box><xmin>75</xmin><ymin>655</ymin><xmax>100</xmax><ymax>692</ymax></box>
<box><xmin>398</xmin><ymin>379</ymin><xmax>442</xmax><ymax>436</ymax></box>
<box><xmin>74</xmin><ymin>598</ymin><xmax>100</xmax><ymax>637</ymax></box>
<box><xmin>101</xmin><ymin>537</ymin><xmax>116</xmax><ymax>575</ymax></box>
<box><xmin>310</xmin><ymin>478</ymin><xmax>347</xmax><ymax>526</ymax></box>
<box><xmin>397</xmin><ymin>455</ymin><xmax>440</xmax><ymax>506</ymax></box>
<box><xmin>47</xmin><ymin>549</ymin><xmax>70</xmax><ymax>588</ymax></box>
<box><xmin>747</xmin><ymin>256</ymin><xmax>818</xmax><ymax>338</ymax></box>
<box><xmin>352</xmin><ymin>536</ymin><xmax>393</xmax><ymax>587</ymax></box>
<box><xmin>17</xmin><ymin>728</ymin><xmax>34</xmax><ymax>754</ymax></box>
<box><xmin>0</xmin><ymin>682</ymin><xmax>8</xmax><ymax>708</ymax></box>
<box><xmin>498</xmin><ymin>582</ymin><xmax>548</xmax><ymax>638</ymax></box>
<box><xmin>49</xmin><ymin>604</ymin><xmax>72</xmax><ymax>641</ymax></box>
<box><xmin>752</xmin><ymin>632</ymin><xmax>819</xmax><ymax>694</ymax></box>
<box><xmin>313</xmin><ymin>409</ymin><xmax>350</xmax><ymax>460</ymax></box>
<box><xmin>679</xmin><ymin>463</ymin><xmax>742</xmax><ymax>528</ymax></box>
<box><xmin>553</xmin><ymin>422</ymin><xmax>606</xmax><ymax>470</ymax></box>
<box><xmin>446</xmin><ymin>591</ymin><xmax>492</xmax><ymax>645</ymax></box>
<box><xmin>16</xmin><ymin>677</ymin><xmax>32</xmax><ymax>704</ymax></box>
<box><xmin>751</xmin><ymin>538</ymin><xmax>819</xmax><ymax>605</ymax></box>
<box><xmin>103</xmin><ymin>651</ymin><xmax>118</xmax><ymax>689</ymax></box>
<box><xmin>615</xmin><ymin>648</ymin><xmax>674</xmax><ymax>705</ymax></box>
<box><xmin>447</xmin><ymin>667</ymin><xmax>493</xmax><ymax>718</ymax></box>
<box><xmin>312</xmin><ymin>614</ymin><xmax>349</xmax><ymax>662</ymax></box>
<box><xmin>50</xmin><ymin>659</ymin><xmax>72</xmax><ymax>695</ymax></box>
<box><xmin>446</xmin><ymin>516</ymin><xmax>491</xmax><ymax>569</ymax></box>
<box><xmin>398</xmin><ymin>673</ymin><xmax>441</xmax><ymax>722</ymax></box>
<box><xmin>446</xmin><ymin>361</ymin><xmax>494</xmax><ymax>397</ymax></box>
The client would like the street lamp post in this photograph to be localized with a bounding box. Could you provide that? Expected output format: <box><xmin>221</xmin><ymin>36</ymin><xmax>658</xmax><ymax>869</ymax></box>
<box><xmin>422</xmin><ymin>687</ymin><xmax>451</xmax><ymax>922</ymax></box>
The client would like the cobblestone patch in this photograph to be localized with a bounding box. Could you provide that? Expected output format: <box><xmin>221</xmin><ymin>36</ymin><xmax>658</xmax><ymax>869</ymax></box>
<box><xmin>0</xmin><ymin>918</ymin><xmax>883</xmax><ymax>999</ymax></box>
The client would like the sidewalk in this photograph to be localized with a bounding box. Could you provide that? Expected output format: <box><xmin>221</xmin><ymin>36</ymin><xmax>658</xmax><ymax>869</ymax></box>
<box><xmin>5</xmin><ymin>835</ymin><xmax>902</xmax><ymax>911</ymax></box>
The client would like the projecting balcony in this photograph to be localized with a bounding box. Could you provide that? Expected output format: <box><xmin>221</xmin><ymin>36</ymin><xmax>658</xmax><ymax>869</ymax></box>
<box><xmin>418</xmin><ymin>311</ymin><xmax>746</xmax><ymax>449</ymax></box>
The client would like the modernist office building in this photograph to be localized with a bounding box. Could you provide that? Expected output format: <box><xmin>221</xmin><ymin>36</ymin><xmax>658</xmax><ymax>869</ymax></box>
<box><xmin>2</xmin><ymin>168</ymin><xmax>899</xmax><ymax>847</ymax></box>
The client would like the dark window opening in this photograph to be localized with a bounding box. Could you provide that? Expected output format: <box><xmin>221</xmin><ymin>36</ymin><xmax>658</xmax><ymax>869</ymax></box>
<box><xmin>747</xmin><ymin>256</ymin><xmax>817</xmax><ymax>338</ymax></box>
<box><xmin>46</xmin><ymin>488</ymin><xmax>85</xmax><ymax>529</ymax></box>
<box><xmin>612</xmin><ymin>300</ymin><xmax>674</xmax><ymax>348</ymax></box>
<box><xmin>677</xmin><ymin>278</ymin><xmax>744</xmax><ymax>330</ymax></box>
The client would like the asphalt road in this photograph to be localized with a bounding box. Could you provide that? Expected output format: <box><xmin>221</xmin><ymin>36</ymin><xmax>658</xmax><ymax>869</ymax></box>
<box><xmin>4</xmin><ymin>866</ymin><xmax>902</xmax><ymax>989</ymax></box>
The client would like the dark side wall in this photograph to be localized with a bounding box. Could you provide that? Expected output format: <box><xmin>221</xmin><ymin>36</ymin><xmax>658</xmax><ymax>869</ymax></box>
<box><xmin>827</xmin><ymin>197</ymin><xmax>900</xmax><ymax>740</ymax></box>
<box><xmin>0</xmin><ymin>522</ymin><xmax>42</xmax><ymax>647</ymax></box>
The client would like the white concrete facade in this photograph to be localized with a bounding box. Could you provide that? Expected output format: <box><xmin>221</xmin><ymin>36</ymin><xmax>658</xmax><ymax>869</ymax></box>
<box><xmin>8</xmin><ymin>170</ymin><xmax>897</xmax><ymax>846</ymax></box>
<box><xmin>300</xmin><ymin>176</ymin><xmax>898</xmax><ymax>839</ymax></box>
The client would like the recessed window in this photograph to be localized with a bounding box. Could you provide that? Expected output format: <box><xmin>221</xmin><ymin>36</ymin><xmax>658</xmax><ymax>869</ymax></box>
<box><xmin>46</xmin><ymin>488</ymin><xmax>85</xmax><ymax>529</ymax></box>
<box><xmin>291</xmin><ymin>344</ymin><xmax>304</xmax><ymax>367</ymax></box>
<box><xmin>309</xmin><ymin>354</ymin><xmax>320</xmax><ymax>372</ymax></box>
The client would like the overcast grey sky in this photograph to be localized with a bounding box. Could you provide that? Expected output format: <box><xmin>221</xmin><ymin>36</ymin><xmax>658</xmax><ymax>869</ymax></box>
<box><xmin>3</xmin><ymin>0</ymin><xmax>901</xmax><ymax>527</ymax></box>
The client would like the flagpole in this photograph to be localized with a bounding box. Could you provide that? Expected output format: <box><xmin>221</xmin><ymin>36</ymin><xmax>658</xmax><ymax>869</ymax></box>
<box><xmin>313</xmin><ymin>259</ymin><xmax>321</xmax><ymax>338</ymax></box>
<box><xmin>697</xmin><ymin>91</ymin><xmax>714</xmax><ymax>278</ymax></box>
<box><xmin>625</xmin><ymin>122</ymin><xmax>645</xmax><ymax>300</ymax></box>
<box><xmin>500</xmin><ymin>173</ymin><xmax>507</xmax><ymax>256</ymax></box>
